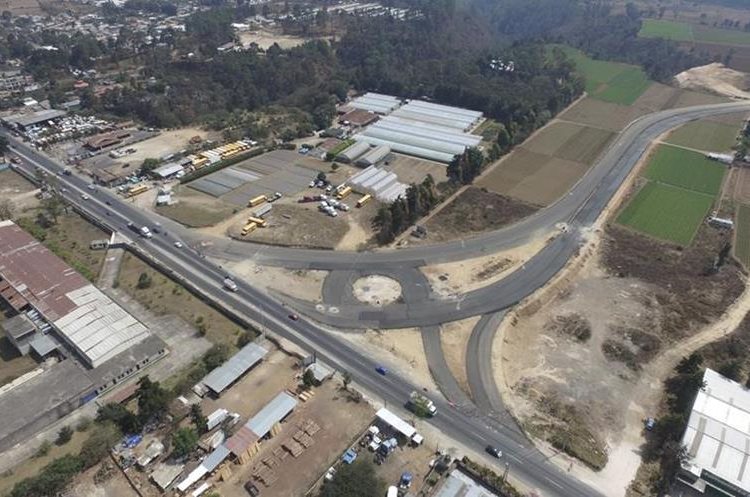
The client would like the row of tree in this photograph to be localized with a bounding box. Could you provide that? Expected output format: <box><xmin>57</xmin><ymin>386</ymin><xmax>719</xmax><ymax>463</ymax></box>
<box><xmin>372</xmin><ymin>175</ymin><xmax>440</xmax><ymax>244</ymax></box>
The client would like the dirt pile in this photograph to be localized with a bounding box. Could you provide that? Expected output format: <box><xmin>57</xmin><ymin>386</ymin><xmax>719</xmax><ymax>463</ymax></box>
<box><xmin>674</xmin><ymin>63</ymin><xmax>750</xmax><ymax>99</ymax></box>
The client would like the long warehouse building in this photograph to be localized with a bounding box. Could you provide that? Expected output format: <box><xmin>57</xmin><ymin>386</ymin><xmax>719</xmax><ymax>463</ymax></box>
<box><xmin>353</xmin><ymin>96</ymin><xmax>483</xmax><ymax>164</ymax></box>
<box><xmin>0</xmin><ymin>220</ymin><xmax>151</xmax><ymax>368</ymax></box>
<box><xmin>349</xmin><ymin>92</ymin><xmax>402</xmax><ymax>115</ymax></box>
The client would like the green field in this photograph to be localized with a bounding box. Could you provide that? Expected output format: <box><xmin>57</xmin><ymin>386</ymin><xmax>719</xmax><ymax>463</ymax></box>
<box><xmin>639</xmin><ymin>19</ymin><xmax>694</xmax><ymax>42</ymax></box>
<box><xmin>666</xmin><ymin>120</ymin><xmax>740</xmax><ymax>153</ymax></box>
<box><xmin>639</xmin><ymin>19</ymin><xmax>750</xmax><ymax>47</ymax></box>
<box><xmin>555</xmin><ymin>46</ymin><xmax>650</xmax><ymax>105</ymax></box>
<box><xmin>734</xmin><ymin>204</ymin><xmax>750</xmax><ymax>268</ymax></box>
<box><xmin>617</xmin><ymin>182</ymin><xmax>714</xmax><ymax>245</ymax></box>
<box><xmin>643</xmin><ymin>145</ymin><xmax>726</xmax><ymax>195</ymax></box>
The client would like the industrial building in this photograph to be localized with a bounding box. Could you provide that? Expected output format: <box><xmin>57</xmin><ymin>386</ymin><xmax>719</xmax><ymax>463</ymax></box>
<box><xmin>678</xmin><ymin>368</ymin><xmax>750</xmax><ymax>496</ymax></box>
<box><xmin>336</xmin><ymin>141</ymin><xmax>371</xmax><ymax>163</ymax></box>
<box><xmin>355</xmin><ymin>145</ymin><xmax>391</xmax><ymax>168</ymax></box>
<box><xmin>348</xmin><ymin>165</ymin><xmax>407</xmax><ymax>203</ymax></box>
<box><xmin>353</xmin><ymin>97</ymin><xmax>483</xmax><ymax>163</ymax></box>
<box><xmin>1</xmin><ymin>109</ymin><xmax>67</xmax><ymax>130</ymax></box>
<box><xmin>194</xmin><ymin>342</ymin><xmax>269</xmax><ymax>397</ymax></box>
<box><xmin>176</xmin><ymin>391</ymin><xmax>298</xmax><ymax>493</ymax></box>
<box><xmin>151</xmin><ymin>162</ymin><xmax>185</xmax><ymax>180</ymax></box>
<box><xmin>0</xmin><ymin>220</ymin><xmax>152</xmax><ymax>368</ymax></box>
<box><xmin>348</xmin><ymin>92</ymin><xmax>402</xmax><ymax>115</ymax></box>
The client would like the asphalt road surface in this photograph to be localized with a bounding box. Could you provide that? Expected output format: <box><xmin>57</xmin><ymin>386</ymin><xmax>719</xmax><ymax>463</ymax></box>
<box><xmin>4</xmin><ymin>99</ymin><xmax>750</xmax><ymax>497</ymax></box>
<box><xmin>5</xmin><ymin>135</ymin><xmax>606</xmax><ymax>497</ymax></box>
<box><xmin>198</xmin><ymin>101</ymin><xmax>750</xmax><ymax>269</ymax></box>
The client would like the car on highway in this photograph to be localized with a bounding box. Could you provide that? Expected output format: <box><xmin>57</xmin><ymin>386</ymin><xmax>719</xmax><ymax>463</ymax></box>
<box><xmin>288</xmin><ymin>313</ymin><xmax>299</xmax><ymax>321</ymax></box>
<box><xmin>174</xmin><ymin>241</ymin><xmax>183</xmax><ymax>248</ymax></box>
<box><xmin>87</xmin><ymin>184</ymin><xmax>96</xmax><ymax>191</ymax></box>
<box><xmin>375</xmin><ymin>366</ymin><xmax>388</xmax><ymax>376</ymax></box>
<box><xmin>81</xmin><ymin>193</ymin><xmax>89</xmax><ymax>200</ymax></box>
<box><xmin>105</xmin><ymin>200</ymin><xmax>112</xmax><ymax>206</ymax></box>
<box><xmin>485</xmin><ymin>445</ymin><xmax>502</xmax><ymax>458</ymax></box>
<box><xmin>152</xmin><ymin>226</ymin><xmax>161</xmax><ymax>234</ymax></box>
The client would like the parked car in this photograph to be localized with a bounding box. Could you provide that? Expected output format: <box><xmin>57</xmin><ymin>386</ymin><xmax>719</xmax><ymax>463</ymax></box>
<box><xmin>244</xmin><ymin>481</ymin><xmax>260</xmax><ymax>496</ymax></box>
<box><xmin>645</xmin><ymin>417</ymin><xmax>656</xmax><ymax>431</ymax></box>
<box><xmin>485</xmin><ymin>445</ymin><xmax>502</xmax><ymax>458</ymax></box>
<box><xmin>375</xmin><ymin>366</ymin><xmax>388</xmax><ymax>376</ymax></box>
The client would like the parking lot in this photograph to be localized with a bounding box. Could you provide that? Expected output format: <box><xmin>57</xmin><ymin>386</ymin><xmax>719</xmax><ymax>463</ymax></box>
<box><xmin>188</xmin><ymin>150</ymin><xmax>319</xmax><ymax>207</ymax></box>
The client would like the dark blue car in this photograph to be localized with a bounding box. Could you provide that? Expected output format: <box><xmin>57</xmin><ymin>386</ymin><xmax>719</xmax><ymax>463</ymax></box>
<box><xmin>376</xmin><ymin>366</ymin><xmax>388</xmax><ymax>375</ymax></box>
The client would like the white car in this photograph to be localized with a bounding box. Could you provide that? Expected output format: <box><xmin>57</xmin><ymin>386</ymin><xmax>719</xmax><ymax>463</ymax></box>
<box><xmin>81</xmin><ymin>193</ymin><xmax>89</xmax><ymax>200</ymax></box>
<box><xmin>87</xmin><ymin>184</ymin><xmax>96</xmax><ymax>191</ymax></box>
<box><xmin>174</xmin><ymin>241</ymin><xmax>183</xmax><ymax>248</ymax></box>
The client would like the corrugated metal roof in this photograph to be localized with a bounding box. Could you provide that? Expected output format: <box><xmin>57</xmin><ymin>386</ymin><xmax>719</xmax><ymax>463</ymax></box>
<box><xmin>201</xmin><ymin>342</ymin><xmax>268</xmax><ymax>394</ymax></box>
<box><xmin>246</xmin><ymin>391</ymin><xmax>298</xmax><ymax>438</ymax></box>
<box><xmin>0</xmin><ymin>221</ymin><xmax>150</xmax><ymax>368</ymax></box>
<box><xmin>201</xmin><ymin>445</ymin><xmax>230</xmax><ymax>472</ymax></box>
<box><xmin>681</xmin><ymin>368</ymin><xmax>750</xmax><ymax>492</ymax></box>
<box><xmin>225</xmin><ymin>425</ymin><xmax>259</xmax><ymax>457</ymax></box>
<box><xmin>153</xmin><ymin>162</ymin><xmax>184</xmax><ymax>178</ymax></box>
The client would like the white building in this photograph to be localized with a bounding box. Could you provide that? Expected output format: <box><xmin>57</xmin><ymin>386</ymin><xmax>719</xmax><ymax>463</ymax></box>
<box><xmin>679</xmin><ymin>368</ymin><xmax>750</xmax><ymax>496</ymax></box>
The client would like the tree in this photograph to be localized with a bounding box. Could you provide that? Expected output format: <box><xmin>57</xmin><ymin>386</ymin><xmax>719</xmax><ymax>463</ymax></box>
<box><xmin>342</xmin><ymin>371</ymin><xmax>352</xmax><ymax>390</ymax></box>
<box><xmin>190</xmin><ymin>404</ymin><xmax>208</xmax><ymax>434</ymax></box>
<box><xmin>136</xmin><ymin>376</ymin><xmax>169</xmax><ymax>423</ymax></box>
<box><xmin>40</xmin><ymin>194</ymin><xmax>64</xmax><ymax>224</ymax></box>
<box><xmin>137</xmin><ymin>272</ymin><xmax>152</xmax><ymax>289</ymax></box>
<box><xmin>171</xmin><ymin>427</ymin><xmax>198</xmax><ymax>458</ymax></box>
<box><xmin>97</xmin><ymin>403</ymin><xmax>141</xmax><ymax>434</ymax></box>
<box><xmin>56</xmin><ymin>426</ymin><xmax>74</xmax><ymax>445</ymax></box>
<box><xmin>202</xmin><ymin>344</ymin><xmax>229</xmax><ymax>371</ymax></box>
<box><xmin>302</xmin><ymin>368</ymin><xmax>318</xmax><ymax>388</ymax></box>
<box><xmin>718</xmin><ymin>360</ymin><xmax>742</xmax><ymax>382</ymax></box>
<box><xmin>0</xmin><ymin>135</ymin><xmax>8</xmax><ymax>154</ymax></box>
<box><xmin>320</xmin><ymin>459</ymin><xmax>385</xmax><ymax>497</ymax></box>
<box><xmin>34</xmin><ymin>440</ymin><xmax>52</xmax><ymax>458</ymax></box>
<box><xmin>0</xmin><ymin>199</ymin><xmax>14</xmax><ymax>220</ymax></box>
<box><xmin>139</xmin><ymin>158</ymin><xmax>160</xmax><ymax>176</ymax></box>
<box><xmin>79</xmin><ymin>422</ymin><xmax>122</xmax><ymax>468</ymax></box>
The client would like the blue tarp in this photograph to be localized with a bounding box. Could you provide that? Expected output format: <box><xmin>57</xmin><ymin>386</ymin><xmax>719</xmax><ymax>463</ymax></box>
<box><xmin>342</xmin><ymin>449</ymin><xmax>358</xmax><ymax>464</ymax></box>
<box><xmin>124</xmin><ymin>434</ymin><xmax>142</xmax><ymax>448</ymax></box>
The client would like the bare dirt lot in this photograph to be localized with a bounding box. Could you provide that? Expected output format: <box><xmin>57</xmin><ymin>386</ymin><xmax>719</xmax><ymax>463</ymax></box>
<box><xmin>675</xmin><ymin>63</ymin><xmax>750</xmax><ymax>99</ymax></box>
<box><xmin>216</xmin><ymin>381</ymin><xmax>373</xmax><ymax>497</ymax></box>
<box><xmin>422</xmin><ymin>236</ymin><xmax>549</xmax><ymax>297</ymax></box>
<box><xmin>441</xmin><ymin>317</ymin><xmax>481</xmax><ymax>395</ymax></box>
<box><xmin>733</xmin><ymin>166</ymin><xmax>750</xmax><ymax>204</ymax></box>
<box><xmin>238</xmin><ymin>29</ymin><xmax>314</xmax><ymax>50</ymax></box>
<box><xmin>498</xmin><ymin>221</ymin><xmax>745</xmax><ymax>487</ymax></box>
<box><xmin>352</xmin><ymin>275</ymin><xmax>402</xmax><ymax>307</ymax></box>
<box><xmin>201</xmin><ymin>348</ymin><xmax>297</xmax><ymax>420</ymax></box>
<box><xmin>335</xmin><ymin>328</ymin><xmax>437</xmax><ymax>392</ymax></box>
<box><xmin>418</xmin><ymin>187</ymin><xmax>538</xmax><ymax>242</ymax></box>
<box><xmin>217</xmin><ymin>259</ymin><xmax>326</xmax><ymax>303</ymax></box>
<box><xmin>67</xmin><ymin>460</ymin><xmax>139</xmax><ymax>497</ymax></box>
<box><xmin>0</xmin><ymin>169</ymin><xmax>38</xmax><ymax>213</ymax></box>
<box><xmin>112</xmin><ymin>127</ymin><xmax>213</xmax><ymax>166</ymax></box>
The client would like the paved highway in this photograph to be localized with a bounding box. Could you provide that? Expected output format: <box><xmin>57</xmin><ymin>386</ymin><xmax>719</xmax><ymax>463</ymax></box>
<box><xmin>5</xmin><ymin>136</ymin><xmax>605</xmax><ymax>497</ymax></box>
<box><xmin>198</xmin><ymin>101</ymin><xmax>750</xmax><ymax>270</ymax></box>
<box><xmin>4</xmin><ymin>99</ymin><xmax>750</xmax><ymax>497</ymax></box>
